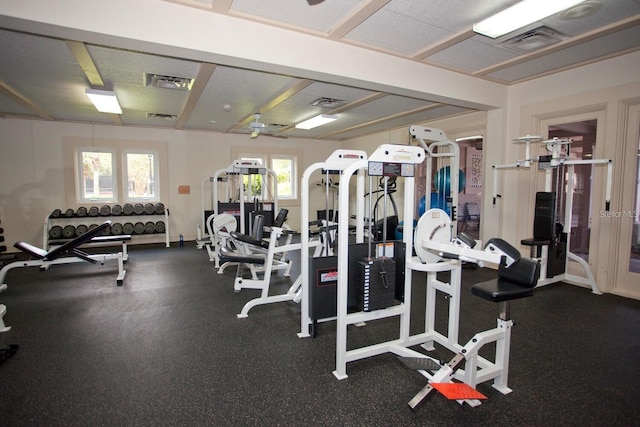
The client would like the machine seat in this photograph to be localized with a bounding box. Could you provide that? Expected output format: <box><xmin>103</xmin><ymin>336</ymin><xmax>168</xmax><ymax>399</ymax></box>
<box><xmin>218</xmin><ymin>246</ymin><xmax>266</xmax><ymax>265</ymax></box>
<box><xmin>472</xmin><ymin>257</ymin><xmax>540</xmax><ymax>303</ymax></box>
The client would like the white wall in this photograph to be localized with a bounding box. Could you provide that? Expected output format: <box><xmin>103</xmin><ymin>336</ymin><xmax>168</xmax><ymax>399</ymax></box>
<box><xmin>0</xmin><ymin>119</ymin><xmax>341</xmax><ymax>249</ymax></box>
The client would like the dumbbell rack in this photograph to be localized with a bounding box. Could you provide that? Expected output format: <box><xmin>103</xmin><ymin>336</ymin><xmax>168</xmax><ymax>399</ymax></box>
<box><xmin>43</xmin><ymin>203</ymin><xmax>170</xmax><ymax>249</ymax></box>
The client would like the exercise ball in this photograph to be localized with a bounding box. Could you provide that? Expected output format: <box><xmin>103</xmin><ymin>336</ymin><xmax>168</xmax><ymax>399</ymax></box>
<box><xmin>418</xmin><ymin>195</ymin><xmax>427</xmax><ymax>217</ymax></box>
<box><xmin>394</xmin><ymin>219</ymin><xmax>418</xmax><ymax>240</ymax></box>
<box><xmin>434</xmin><ymin>166</ymin><xmax>466</xmax><ymax>196</ymax></box>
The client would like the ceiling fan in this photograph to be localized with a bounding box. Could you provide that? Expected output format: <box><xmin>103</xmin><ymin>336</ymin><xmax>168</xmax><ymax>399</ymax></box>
<box><xmin>245</xmin><ymin>113</ymin><xmax>288</xmax><ymax>139</ymax></box>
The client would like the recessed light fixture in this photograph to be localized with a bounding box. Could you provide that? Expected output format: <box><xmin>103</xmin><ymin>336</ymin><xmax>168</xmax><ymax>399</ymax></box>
<box><xmin>85</xmin><ymin>88</ymin><xmax>122</xmax><ymax>114</ymax></box>
<box><xmin>295</xmin><ymin>114</ymin><xmax>338</xmax><ymax>130</ymax></box>
<box><xmin>473</xmin><ymin>0</ymin><xmax>586</xmax><ymax>38</ymax></box>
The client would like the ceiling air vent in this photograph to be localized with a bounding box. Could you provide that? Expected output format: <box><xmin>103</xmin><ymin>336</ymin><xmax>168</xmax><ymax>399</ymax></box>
<box><xmin>309</xmin><ymin>97</ymin><xmax>346</xmax><ymax>108</ymax></box>
<box><xmin>499</xmin><ymin>26</ymin><xmax>568</xmax><ymax>54</ymax></box>
<box><xmin>145</xmin><ymin>73</ymin><xmax>193</xmax><ymax>90</ymax></box>
<box><xmin>147</xmin><ymin>113</ymin><xmax>177</xmax><ymax>120</ymax></box>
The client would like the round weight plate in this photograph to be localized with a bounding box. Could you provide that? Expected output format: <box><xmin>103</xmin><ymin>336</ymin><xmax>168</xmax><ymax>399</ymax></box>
<box><xmin>111</xmin><ymin>222</ymin><xmax>123</xmax><ymax>235</ymax></box>
<box><xmin>155</xmin><ymin>220</ymin><xmax>165</xmax><ymax>233</ymax></box>
<box><xmin>50</xmin><ymin>208</ymin><xmax>62</xmax><ymax>218</ymax></box>
<box><xmin>155</xmin><ymin>203</ymin><xmax>165</xmax><ymax>214</ymax></box>
<box><xmin>133</xmin><ymin>203</ymin><xmax>144</xmax><ymax>215</ymax></box>
<box><xmin>62</xmin><ymin>225</ymin><xmax>76</xmax><ymax>239</ymax></box>
<box><xmin>76</xmin><ymin>206</ymin><xmax>87</xmax><ymax>217</ymax></box>
<box><xmin>89</xmin><ymin>223</ymin><xmax>99</xmax><ymax>231</ymax></box>
<box><xmin>101</xmin><ymin>224</ymin><xmax>112</xmax><ymax>236</ymax></box>
<box><xmin>144</xmin><ymin>203</ymin><xmax>155</xmax><ymax>215</ymax></box>
<box><xmin>75</xmin><ymin>224</ymin><xmax>89</xmax><ymax>236</ymax></box>
<box><xmin>88</xmin><ymin>206</ymin><xmax>99</xmax><ymax>217</ymax></box>
<box><xmin>123</xmin><ymin>204</ymin><xmax>134</xmax><ymax>215</ymax></box>
<box><xmin>111</xmin><ymin>204</ymin><xmax>123</xmax><ymax>216</ymax></box>
<box><xmin>100</xmin><ymin>205</ymin><xmax>111</xmax><ymax>216</ymax></box>
<box><xmin>133</xmin><ymin>222</ymin><xmax>145</xmax><ymax>235</ymax></box>
<box><xmin>64</xmin><ymin>208</ymin><xmax>75</xmax><ymax>217</ymax></box>
<box><xmin>123</xmin><ymin>222</ymin><xmax>134</xmax><ymax>235</ymax></box>
<box><xmin>414</xmin><ymin>208</ymin><xmax>452</xmax><ymax>264</ymax></box>
<box><xmin>144</xmin><ymin>221</ymin><xmax>156</xmax><ymax>234</ymax></box>
<box><xmin>49</xmin><ymin>225</ymin><xmax>63</xmax><ymax>239</ymax></box>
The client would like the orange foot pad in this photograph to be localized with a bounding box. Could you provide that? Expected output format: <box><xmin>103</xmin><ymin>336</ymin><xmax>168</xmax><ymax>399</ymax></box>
<box><xmin>431</xmin><ymin>382</ymin><xmax>487</xmax><ymax>400</ymax></box>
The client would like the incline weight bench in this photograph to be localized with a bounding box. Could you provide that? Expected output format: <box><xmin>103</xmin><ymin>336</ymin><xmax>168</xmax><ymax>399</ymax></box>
<box><xmin>0</xmin><ymin>220</ymin><xmax>128</xmax><ymax>289</ymax></box>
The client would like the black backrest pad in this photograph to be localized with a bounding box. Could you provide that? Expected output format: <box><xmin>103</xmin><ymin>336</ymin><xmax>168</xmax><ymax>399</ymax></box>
<box><xmin>45</xmin><ymin>221</ymin><xmax>111</xmax><ymax>260</ymax></box>
<box><xmin>272</xmin><ymin>209</ymin><xmax>288</xmax><ymax>228</ymax></box>
<box><xmin>498</xmin><ymin>257</ymin><xmax>540</xmax><ymax>288</ymax></box>
<box><xmin>533</xmin><ymin>192</ymin><xmax>555</xmax><ymax>241</ymax></box>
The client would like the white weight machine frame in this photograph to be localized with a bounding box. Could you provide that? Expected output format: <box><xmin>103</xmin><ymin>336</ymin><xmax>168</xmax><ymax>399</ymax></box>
<box><xmin>410</xmin><ymin>125</ymin><xmax>462</xmax><ymax>230</ymax></box>
<box><xmin>298</xmin><ymin>149</ymin><xmax>368</xmax><ymax>338</ymax></box>
<box><xmin>492</xmin><ymin>136</ymin><xmax>613</xmax><ymax>294</ymax></box>
<box><xmin>198</xmin><ymin>159</ymin><xmax>278</xmax><ymax>267</ymax></box>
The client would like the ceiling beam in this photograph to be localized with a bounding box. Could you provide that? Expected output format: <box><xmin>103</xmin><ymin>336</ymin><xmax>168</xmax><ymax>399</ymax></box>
<box><xmin>176</xmin><ymin>62</ymin><xmax>217</xmax><ymax>130</ymax></box>
<box><xmin>316</xmin><ymin>102</ymin><xmax>444</xmax><ymax>139</ymax></box>
<box><xmin>411</xmin><ymin>27</ymin><xmax>475</xmax><ymax>61</ymax></box>
<box><xmin>65</xmin><ymin>40</ymin><xmax>105</xmax><ymax>87</ymax></box>
<box><xmin>0</xmin><ymin>80</ymin><xmax>54</xmax><ymax>120</ymax></box>
<box><xmin>328</xmin><ymin>0</ymin><xmax>390</xmax><ymax>40</ymax></box>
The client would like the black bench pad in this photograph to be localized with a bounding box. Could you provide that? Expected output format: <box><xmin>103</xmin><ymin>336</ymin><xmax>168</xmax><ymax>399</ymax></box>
<box><xmin>471</xmin><ymin>257</ymin><xmax>540</xmax><ymax>303</ymax></box>
<box><xmin>230</xmin><ymin>231</ymin><xmax>269</xmax><ymax>249</ymax></box>
<box><xmin>219</xmin><ymin>246</ymin><xmax>266</xmax><ymax>265</ymax></box>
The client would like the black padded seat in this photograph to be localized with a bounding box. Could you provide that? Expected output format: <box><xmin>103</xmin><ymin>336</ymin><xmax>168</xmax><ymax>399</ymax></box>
<box><xmin>472</xmin><ymin>257</ymin><xmax>540</xmax><ymax>303</ymax></box>
<box><xmin>218</xmin><ymin>246</ymin><xmax>265</xmax><ymax>265</ymax></box>
<box><xmin>229</xmin><ymin>231</ymin><xmax>269</xmax><ymax>249</ymax></box>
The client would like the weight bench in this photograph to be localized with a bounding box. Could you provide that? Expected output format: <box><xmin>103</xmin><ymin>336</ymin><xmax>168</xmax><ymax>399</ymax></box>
<box><xmin>0</xmin><ymin>220</ymin><xmax>127</xmax><ymax>289</ymax></box>
<box><xmin>404</xmin><ymin>238</ymin><xmax>540</xmax><ymax>410</ymax></box>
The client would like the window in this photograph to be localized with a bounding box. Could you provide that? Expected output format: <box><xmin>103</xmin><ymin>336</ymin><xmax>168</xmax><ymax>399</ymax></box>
<box><xmin>237</xmin><ymin>153</ymin><xmax>298</xmax><ymax>200</ymax></box>
<box><xmin>272</xmin><ymin>155</ymin><xmax>296</xmax><ymax>199</ymax></box>
<box><xmin>125</xmin><ymin>151</ymin><xmax>159</xmax><ymax>200</ymax></box>
<box><xmin>75</xmin><ymin>146</ymin><xmax>162</xmax><ymax>204</ymax></box>
<box><xmin>78</xmin><ymin>149</ymin><xmax>116</xmax><ymax>202</ymax></box>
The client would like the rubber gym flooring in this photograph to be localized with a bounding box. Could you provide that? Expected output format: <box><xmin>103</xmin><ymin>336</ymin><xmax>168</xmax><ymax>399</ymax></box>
<box><xmin>0</xmin><ymin>242</ymin><xmax>639</xmax><ymax>426</ymax></box>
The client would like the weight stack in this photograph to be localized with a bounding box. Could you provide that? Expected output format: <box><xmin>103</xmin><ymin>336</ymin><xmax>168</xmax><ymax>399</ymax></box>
<box><xmin>356</xmin><ymin>257</ymin><xmax>396</xmax><ymax>312</ymax></box>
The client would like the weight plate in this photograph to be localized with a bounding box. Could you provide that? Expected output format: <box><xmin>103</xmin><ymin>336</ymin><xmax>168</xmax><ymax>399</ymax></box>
<box><xmin>76</xmin><ymin>206</ymin><xmax>87</xmax><ymax>217</ymax></box>
<box><xmin>111</xmin><ymin>204</ymin><xmax>123</xmax><ymax>216</ymax></box>
<box><xmin>89</xmin><ymin>223</ymin><xmax>99</xmax><ymax>231</ymax></box>
<box><xmin>64</xmin><ymin>208</ymin><xmax>75</xmax><ymax>217</ymax></box>
<box><xmin>144</xmin><ymin>221</ymin><xmax>156</xmax><ymax>234</ymax></box>
<box><xmin>133</xmin><ymin>203</ymin><xmax>144</xmax><ymax>215</ymax></box>
<box><xmin>133</xmin><ymin>222</ymin><xmax>145</xmax><ymax>235</ymax></box>
<box><xmin>123</xmin><ymin>222</ymin><xmax>135</xmax><ymax>235</ymax></box>
<box><xmin>50</xmin><ymin>208</ymin><xmax>62</xmax><ymax>218</ymax></box>
<box><xmin>100</xmin><ymin>205</ymin><xmax>111</xmax><ymax>216</ymax></box>
<box><xmin>49</xmin><ymin>225</ymin><xmax>63</xmax><ymax>239</ymax></box>
<box><xmin>155</xmin><ymin>221</ymin><xmax>165</xmax><ymax>233</ymax></box>
<box><xmin>75</xmin><ymin>224</ymin><xmax>89</xmax><ymax>236</ymax></box>
<box><xmin>88</xmin><ymin>206</ymin><xmax>100</xmax><ymax>217</ymax></box>
<box><xmin>101</xmin><ymin>224</ymin><xmax>112</xmax><ymax>236</ymax></box>
<box><xmin>123</xmin><ymin>204</ymin><xmax>134</xmax><ymax>215</ymax></box>
<box><xmin>62</xmin><ymin>225</ymin><xmax>76</xmax><ymax>239</ymax></box>
<box><xmin>111</xmin><ymin>222</ymin><xmax>123</xmax><ymax>235</ymax></box>
<box><xmin>144</xmin><ymin>203</ymin><xmax>155</xmax><ymax>215</ymax></box>
<box><xmin>155</xmin><ymin>203</ymin><xmax>165</xmax><ymax>214</ymax></box>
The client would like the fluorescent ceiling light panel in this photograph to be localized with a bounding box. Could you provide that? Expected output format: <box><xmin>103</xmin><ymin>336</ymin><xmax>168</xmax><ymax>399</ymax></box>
<box><xmin>473</xmin><ymin>0</ymin><xmax>585</xmax><ymax>38</ymax></box>
<box><xmin>295</xmin><ymin>114</ymin><xmax>337</xmax><ymax>130</ymax></box>
<box><xmin>85</xmin><ymin>88</ymin><xmax>122</xmax><ymax>114</ymax></box>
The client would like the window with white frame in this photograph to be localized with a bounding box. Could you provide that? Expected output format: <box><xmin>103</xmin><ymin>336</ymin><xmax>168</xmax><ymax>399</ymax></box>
<box><xmin>76</xmin><ymin>147</ymin><xmax>161</xmax><ymax>204</ymax></box>
<box><xmin>238</xmin><ymin>152</ymin><xmax>298</xmax><ymax>200</ymax></box>
<box><xmin>125</xmin><ymin>151</ymin><xmax>159</xmax><ymax>201</ymax></box>
<box><xmin>78</xmin><ymin>149</ymin><xmax>117</xmax><ymax>202</ymax></box>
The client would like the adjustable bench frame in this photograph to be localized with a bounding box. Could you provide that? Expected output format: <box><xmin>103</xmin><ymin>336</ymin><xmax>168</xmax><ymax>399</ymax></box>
<box><xmin>0</xmin><ymin>221</ymin><xmax>128</xmax><ymax>289</ymax></box>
